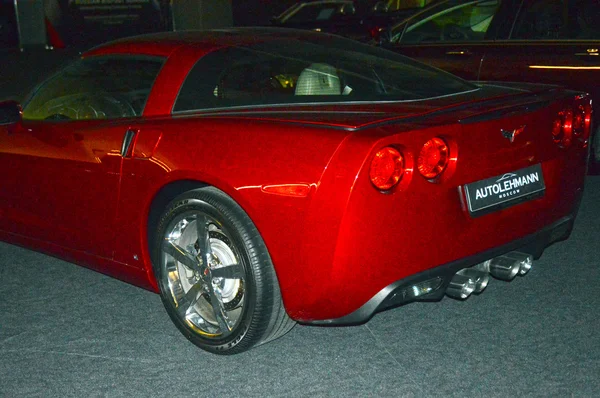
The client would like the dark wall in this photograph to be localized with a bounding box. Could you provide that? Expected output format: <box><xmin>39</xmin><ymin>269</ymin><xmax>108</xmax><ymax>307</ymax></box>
<box><xmin>2</xmin><ymin>0</ymin><xmax>309</xmax><ymax>51</ymax></box>
<box><xmin>232</xmin><ymin>0</ymin><xmax>299</xmax><ymax>26</ymax></box>
<box><xmin>0</xmin><ymin>0</ymin><xmax>19</xmax><ymax>49</ymax></box>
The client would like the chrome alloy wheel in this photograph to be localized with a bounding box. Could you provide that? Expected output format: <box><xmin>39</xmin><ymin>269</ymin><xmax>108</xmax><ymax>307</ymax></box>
<box><xmin>161</xmin><ymin>211</ymin><xmax>246</xmax><ymax>337</ymax></box>
<box><xmin>154</xmin><ymin>187</ymin><xmax>295</xmax><ymax>354</ymax></box>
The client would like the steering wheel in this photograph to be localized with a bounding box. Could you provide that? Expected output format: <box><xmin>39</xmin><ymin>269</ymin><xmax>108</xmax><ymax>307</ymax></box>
<box><xmin>39</xmin><ymin>92</ymin><xmax>136</xmax><ymax>121</ymax></box>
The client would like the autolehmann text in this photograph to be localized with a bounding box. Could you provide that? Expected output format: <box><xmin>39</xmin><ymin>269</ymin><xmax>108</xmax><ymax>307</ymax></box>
<box><xmin>474</xmin><ymin>172</ymin><xmax>540</xmax><ymax>200</ymax></box>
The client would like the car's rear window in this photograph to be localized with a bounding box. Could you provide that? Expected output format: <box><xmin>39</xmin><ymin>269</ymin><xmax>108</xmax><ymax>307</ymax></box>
<box><xmin>174</xmin><ymin>36</ymin><xmax>477</xmax><ymax>112</ymax></box>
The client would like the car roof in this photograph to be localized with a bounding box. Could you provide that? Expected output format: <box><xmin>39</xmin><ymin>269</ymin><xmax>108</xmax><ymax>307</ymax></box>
<box><xmin>83</xmin><ymin>27</ymin><xmax>336</xmax><ymax>58</ymax></box>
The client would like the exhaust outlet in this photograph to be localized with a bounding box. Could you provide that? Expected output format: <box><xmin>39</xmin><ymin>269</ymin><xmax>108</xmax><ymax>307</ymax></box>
<box><xmin>502</xmin><ymin>252</ymin><xmax>533</xmax><ymax>275</ymax></box>
<box><xmin>446</xmin><ymin>274</ymin><xmax>476</xmax><ymax>300</ymax></box>
<box><xmin>488</xmin><ymin>256</ymin><xmax>520</xmax><ymax>281</ymax></box>
<box><xmin>457</xmin><ymin>268</ymin><xmax>489</xmax><ymax>294</ymax></box>
<box><xmin>444</xmin><ymin>251</ymin><xmax>533</xmax><ymax>300</ymax></box>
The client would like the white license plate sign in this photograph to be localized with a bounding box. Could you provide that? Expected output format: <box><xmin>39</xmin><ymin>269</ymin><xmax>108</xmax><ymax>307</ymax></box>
<box><xmin>464</xmin><ymin>164</ymin><xmax>545</xmax><ymax>215</ymax></box>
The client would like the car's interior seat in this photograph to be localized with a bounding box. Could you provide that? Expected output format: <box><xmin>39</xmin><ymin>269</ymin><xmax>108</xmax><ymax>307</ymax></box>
<box><xmin>295</xmin><ymin>63</ymin><xmax>341</xmax><ymax>96</ymax></box>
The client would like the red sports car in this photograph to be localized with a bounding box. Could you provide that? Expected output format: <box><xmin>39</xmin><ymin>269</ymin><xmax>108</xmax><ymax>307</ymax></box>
<box><xmin>0</xmin><ymin>28</ymin><xmax>591</xmax><ymax>355</ymax></box>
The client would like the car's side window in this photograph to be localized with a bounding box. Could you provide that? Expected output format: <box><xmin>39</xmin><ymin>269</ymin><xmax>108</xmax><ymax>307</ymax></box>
<box><xmin>22</xmin><ymin>56</ymin><xmax>164</xmax><ymax>121</ymax></box>
<box><xmin>174</xmin><ymin>48</ymin><xmax>305</xmax><ymax>112</ymax></box>
<box><xmin>214</xmin><ymin>59</ymin><xmax>301</xmax><ymax>100</ymax></box>
<box><xmin>285</xmin><ymin>3</ymin><xmax>351</xmax><ymax>23</ymax></box>
<box><xmin>400</xmin><ymin>0</ymin><xmax>501</xmax><ymax>43</ymax></box>
<box><xmin>511</xmin><ymin>0</ymin><xmax>566</xmax><ymax>40</ymax></box>
<box><xmin>566</xmin><ymin>0</ymin><xmax>600</xmax><ymax>39</ymax></box>
<box><xmin>173</xmin><ymin>40</ymin><xmax>475</xmax><ymax>112</ymax></box>
<box><xmin>385</xmin><ymin>0</ymin><xmax>432</xmax><ymax>12</ymax></box>
<box><xmin>512</xmin><ymin>0</ymin><xmax>600</xmax><ymax>40</ymax></box>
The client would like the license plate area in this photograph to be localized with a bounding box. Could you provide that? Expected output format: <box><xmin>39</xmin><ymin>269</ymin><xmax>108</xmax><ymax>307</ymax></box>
<box><xmin>464</xmin><ymin>164</ymin><xmax>545</xmax><ymax>216</ymax></box>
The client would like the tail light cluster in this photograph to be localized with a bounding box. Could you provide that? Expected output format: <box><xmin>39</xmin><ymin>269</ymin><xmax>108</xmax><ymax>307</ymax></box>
<box><xmin>369</xmin><ymin>146</ymin><xmax>404</xmax><ymax>191</ymax></box>
<box><xmin>553</xmin><ymin>98</ymin><xmax>592</xmax><ymax>148</ymax></box>
<box><xmin>573</xmin><ymin>102</ymin><xmax>592</xmax><ymax>145</ymax></box>
<box><xmin>418</xmin><ymin>137</ymin><xmax>449</xmax><ymax>179</ymax></box>
<box><xmin>370</xmin><ymin>26</ymin><xmax>385</xmax><ymax>42</ymax></box>
<box><xmin>369</xmin><ymin>137</ymin><xmax>452</xmax><ymax>191</ymax></box>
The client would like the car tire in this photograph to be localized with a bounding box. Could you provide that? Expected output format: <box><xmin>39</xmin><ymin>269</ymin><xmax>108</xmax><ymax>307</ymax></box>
<box><xmin>152</xmin><ymin>187</ymin><xmax>295</xmax><ymax>354</ymax></box>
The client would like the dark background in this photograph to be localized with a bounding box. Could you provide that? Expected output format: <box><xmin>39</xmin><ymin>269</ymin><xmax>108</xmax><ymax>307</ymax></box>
<box><xmin>0</xmin><ymin>0</ymin><xmax>19</xmax><ymax>49</ymax></box>
<box><xmin>1</xmin><ymin>0</ymin><xmax>384</xmax><ymax>50</ymax></box>
<box><xmin>233</xmin><ymin>0</ymin><xmax>300</xmax><ymax>26</ymax></box>
<box><xmin>0</xmin><ymin>0</ymin><xmax>300</xmax><ymax>50</ymax></box>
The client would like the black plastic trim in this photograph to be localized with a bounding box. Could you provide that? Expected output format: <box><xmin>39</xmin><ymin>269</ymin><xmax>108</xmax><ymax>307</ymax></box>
<box><xmin>121</xmin><ymin>129</ymin><xmax>137</xmax><ymax>157</ymax></box>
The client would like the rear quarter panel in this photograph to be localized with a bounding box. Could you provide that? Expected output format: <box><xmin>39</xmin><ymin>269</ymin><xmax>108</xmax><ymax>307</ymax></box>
<box><xmin>113</xmin><ymin>116</ymin><xmax>360</xmax><ymax>295</ymax></box>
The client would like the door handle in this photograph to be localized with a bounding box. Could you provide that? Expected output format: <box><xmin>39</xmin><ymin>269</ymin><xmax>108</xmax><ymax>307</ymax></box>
<box><xmin>574</xmin><ymin>48</ymin><xmax>600</xmax><ymax>60</ymax></box>
<box><xmin>446</xmin><ymin>50</ymin><xmax>472</xmax><ymax>56</ymax></box>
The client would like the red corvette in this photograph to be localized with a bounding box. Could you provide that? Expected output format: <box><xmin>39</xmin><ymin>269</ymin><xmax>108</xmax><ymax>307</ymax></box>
<box><xmin>0</xmin><ymin>28</ymin><xmax>591</xmax><ymax>354</ymax></box>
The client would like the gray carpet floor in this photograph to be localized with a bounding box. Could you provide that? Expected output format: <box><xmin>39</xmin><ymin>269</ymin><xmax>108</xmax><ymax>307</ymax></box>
<box><xmin>1</xmin><ymin>49</ymin><xmax>599</xmax><ymax>397</ymax></box>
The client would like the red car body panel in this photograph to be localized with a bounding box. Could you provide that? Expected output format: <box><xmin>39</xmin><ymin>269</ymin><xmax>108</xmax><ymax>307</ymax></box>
<box><xmin>0</xmin><ymin>31</ymin><xmax>590</xmax><ymax>323</ymax></box>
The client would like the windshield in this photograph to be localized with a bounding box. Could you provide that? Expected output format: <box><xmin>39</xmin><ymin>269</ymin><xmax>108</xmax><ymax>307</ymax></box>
<box><xmin>174</xmin><ymin>35</ymin><xmax>477</xmax><ymax>112</ymax></box>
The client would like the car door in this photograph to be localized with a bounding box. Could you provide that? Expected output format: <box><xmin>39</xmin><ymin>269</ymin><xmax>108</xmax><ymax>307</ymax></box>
<box><xmin>0</xmin><ymin>55</ymin><xmax>164</xmax><ymax>258</ymax></box>
<box><xmin>384</xmin><ymin>0</ymin><xmax>511</xmax><ymax>81</ymax></box>
<box><xmin>0</xmin><ymin>119</ymin><xmax>127</xmax><ymax>258</ymax></box>
<box><xmin>478</xmin><ymin>0</ymin><xmax>600</xmax><ymax>100</ymax></box>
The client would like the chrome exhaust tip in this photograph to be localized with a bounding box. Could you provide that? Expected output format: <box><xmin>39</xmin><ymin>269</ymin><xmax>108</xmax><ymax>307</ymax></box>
<box><xmin>488</xmin><ymin>256</ymin><xmax>520</xmax><ymax>281</ymax></box>
<box><xmin>457</xmin><ymin>268</ymin><xmax>490</xmax><ymax>294</ymax></box>
<box><xmin>446</xmin><ymin>274</ymin><xmax>476</xmax><ymax>300</ymax></box>
<box><xmin>444</xmin><ymin>251</ymin><xmax>533</xmax><ymax>300</ymax></box>
<box><xmin>503</xmin><ymin>252</ymin><xmax>533</xmax><ymax>276</ymax></box>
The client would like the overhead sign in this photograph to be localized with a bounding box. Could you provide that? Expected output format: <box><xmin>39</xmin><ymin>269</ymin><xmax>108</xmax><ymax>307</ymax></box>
<box><xmin>59</xmin><ymin>0</ymin><xmax>169</xmax><ymax>47</ymax></box>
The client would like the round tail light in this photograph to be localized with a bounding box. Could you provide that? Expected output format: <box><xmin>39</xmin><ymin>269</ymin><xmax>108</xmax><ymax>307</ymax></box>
<box><xmin>418</xmin><ymin>137</ymin><xmax>449</xmax><ymax>179</ymax></box>
<box><xmin>552</xmin><ymin>114</ymin><xmax>564</xmax><ymax>143</ymax></box>
<box><xmin>575</xmin><ymin>103</ymin><xmax>593</xmax><ymax>145</ymax></box>
<box><xmin>369</xmin><ymin>147</ymin><xmax>404</xmax><ymax>191</ymax></box>
<box><xmin>370</xmin><ymin>26</ymin><xmax>383</xmax><ymax>41</ymax></box>
<box><xmin>553</xmin><ymin>108</ymin><xmax>573</xmax><ymax>148</ymax></box>
<box><xmin>573</xmin><ymin>105</ymin><xmax>586</xmax><ymax>137</ymax></box>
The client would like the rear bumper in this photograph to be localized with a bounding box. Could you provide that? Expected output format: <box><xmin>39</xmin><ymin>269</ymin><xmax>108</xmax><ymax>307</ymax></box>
<box><xmin>308</xmin><ymin>213</ymin><xmax>576</xmax><ymax>326</ymax></box>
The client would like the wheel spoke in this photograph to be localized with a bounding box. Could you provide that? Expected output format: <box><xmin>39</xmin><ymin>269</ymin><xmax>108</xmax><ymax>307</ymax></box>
<box><xmin>207</xmin><ymin>284</ymin><xmax>233</xmax><ymax>336</ymax></box>
<box><xmin>195</xmin><ymin>215</ymin><xmax>213</xmax><ymax>264</ymax></box>
<box><xmin>175</xmin><ymin>281</ymin><xmax>203</xmax><ymax>318</ymax></box>
<box><xmin>210</xmin><ymin>263</ymin><xmax>244</xmax><ymax>280</ymax></box>
<box><xmin>162</xmin><ymin>240</ymin><xmax>201</xmax><ymax>271</ymax></box>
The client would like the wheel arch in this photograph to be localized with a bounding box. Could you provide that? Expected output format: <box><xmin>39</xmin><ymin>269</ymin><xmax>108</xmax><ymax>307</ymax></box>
<box><xmin>146</xmin><ymin>179</ymin><xmax>208</xmax><ymax>263</ymax></box>
<box><xmin>143</xmin><ymin>176</ymin><xmax>263</xmax><ymax>280</ymax></box>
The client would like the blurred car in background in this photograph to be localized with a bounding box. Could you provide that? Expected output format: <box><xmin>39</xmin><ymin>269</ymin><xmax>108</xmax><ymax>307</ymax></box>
<box><xmin>271</xmin><ymin>0</ymin><xmax>436</xmax><ymax>41</ymax></box>
<box><xmin>379</xmin><ymin>0</ymin><xmax>600</xmax><ymax>172</ymax></box>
